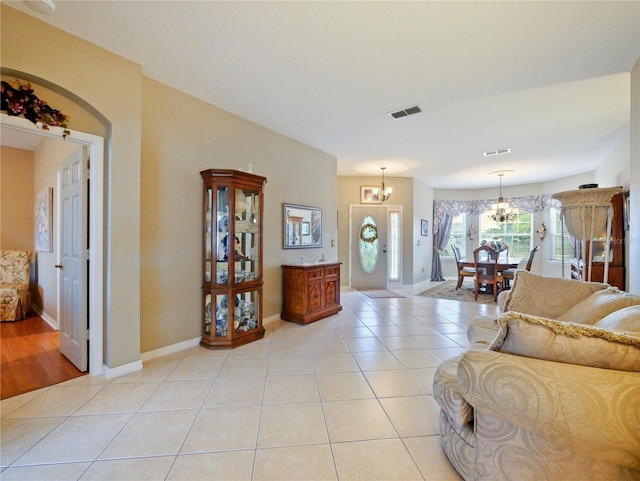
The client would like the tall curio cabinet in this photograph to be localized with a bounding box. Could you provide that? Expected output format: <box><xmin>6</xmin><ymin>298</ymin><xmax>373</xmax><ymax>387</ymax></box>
<box><xmin>200</xmin><ymin>169</ymin><xmax>266</xmax><ymax>349</ymax></box>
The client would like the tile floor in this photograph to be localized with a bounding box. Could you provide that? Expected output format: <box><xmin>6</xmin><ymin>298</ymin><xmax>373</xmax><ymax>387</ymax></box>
<box><xmin>0</xmin><ymin>281</ymin><xmax>499</xmax><ymax>481</ymax></box>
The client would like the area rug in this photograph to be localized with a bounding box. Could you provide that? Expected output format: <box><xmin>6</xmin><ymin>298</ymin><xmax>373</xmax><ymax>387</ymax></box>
<box><xmin>358</xmin><ymin>289</ymin><xmax>405</xmax><ymax>299</ymax></box>
<box><xmin>417</xmin><ymin>280</ymin><xmax>498</xmax><ymax>305</ymax></box>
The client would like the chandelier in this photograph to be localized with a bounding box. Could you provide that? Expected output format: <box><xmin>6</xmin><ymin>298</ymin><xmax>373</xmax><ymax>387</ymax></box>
<box><xmin>372</xmin><ymin>167</ymin><xmax>393</xmax><ymax>202</ymax></box>
<box><xmin>488</xmin><ymin>171</ymin><xmax>518</xmax><ymax>223</ymax></box>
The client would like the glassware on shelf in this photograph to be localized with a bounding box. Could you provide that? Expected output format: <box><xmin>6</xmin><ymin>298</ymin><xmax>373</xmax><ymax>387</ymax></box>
<box><xmin>215</xmin><ymin>294</ymin><xmax>229</xmax><ymax>337</ymax></box>
<box><xmin>204</xmin><ymin>294</ymin><xmax>212</xmax><ymax>335</ymax></box>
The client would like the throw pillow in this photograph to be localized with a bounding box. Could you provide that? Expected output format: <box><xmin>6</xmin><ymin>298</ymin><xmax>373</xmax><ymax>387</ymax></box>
<box><xmin>595</xmin><ymin>305</ymin><xmax>640</xmax><ymax>332</ymax></box>
<box><xmin>556</xmin><ymin>287</ymin><xmax>640</xmax><ymax>325</ymax></box>
<box><xmin>502</xmin><ymin>271</ymin><xmax>607</xmax><ymax>319</ymax></box>
<box><xmin>489</xmin><ymin>311</ymin><xmax>640</xmax><ymax>372</ymax></box>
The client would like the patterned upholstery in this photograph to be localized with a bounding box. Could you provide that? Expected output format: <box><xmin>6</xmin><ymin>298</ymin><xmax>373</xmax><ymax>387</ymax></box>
<box><xmin>0</xmin><ymin>250</ymin><xmax>32</xmax><ymax>321</ymax></box>
<box><xmin>433</xmin><ymin>272</ymin><xmax>640</xmax><ymax>481</ymax></box>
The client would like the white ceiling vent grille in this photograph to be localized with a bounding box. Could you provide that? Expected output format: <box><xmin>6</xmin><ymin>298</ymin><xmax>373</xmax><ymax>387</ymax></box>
<box><xmin>389</xmin><ymin>106</ymin><xmax>422</xmax><ymax>119</ymax></box>
<box><xmin>483</xmin><ymin>148</ymin><xmax>511</xmax><ymax>157</ymax></box>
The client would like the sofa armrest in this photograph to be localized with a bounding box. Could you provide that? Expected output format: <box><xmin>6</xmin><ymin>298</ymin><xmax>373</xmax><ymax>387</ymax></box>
<box><xmin>466</xmin><ymin>315</ymin><xmax>498</xmax><ymax>347</ymax></box>
<box><xmin>497</xmin><ymin>289</ymin><xmax>508</xmax><ymax>311</ymax></box>
<box><xmin>457</xmin><ymin>349</ymin><xmax>640</xmax><ymax>470</ymax></box>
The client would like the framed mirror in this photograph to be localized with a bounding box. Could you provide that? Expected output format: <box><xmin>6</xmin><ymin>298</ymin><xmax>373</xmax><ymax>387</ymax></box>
<box><xmin>283</xmin><ymin>203</ymin><xmax>323</xmax><ymax>249</ymax></box>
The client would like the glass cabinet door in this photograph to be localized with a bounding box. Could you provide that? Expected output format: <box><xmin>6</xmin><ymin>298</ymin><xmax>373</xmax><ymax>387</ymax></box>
<box><xmin>215</xmin><ymin>293</ymin><xmax>230</xmax><ymax>337</ymax></box>
<box><xmin>204</xmin><ymin>293</ymin><xmax>212</xmax><ymax>336</ymax></box>
<box><xmin>590</xmin><ymin>238</ymin><xmax>613</xmax><ymax>263</ymax></box>
<box><xmin>216</xmin><ymin>186</ymin><xmax>230</xmax><ymax>284</ymax></box>
<box><xmin>234</xmin><ymin>188</ymin><xmax>260</xmax><ymax>283</ymax></box>
<box><xmin>204</xmin><ymin>188</ymin><xmax>213</xmax><ymax>284</ymax></box>
<box><xmin>233</xmin><ymin>290</ymin><xmax>260</xmax><ymax>335</ymax></box>
<box><xmin>206</xmin><ymin>291</ymin><xmax>260</xmax><ymax>340</ymax></box>
<box><xmin>203</xmin><ymin>292</ymin><xmax>231</xmax><ymax>339</ymax></box>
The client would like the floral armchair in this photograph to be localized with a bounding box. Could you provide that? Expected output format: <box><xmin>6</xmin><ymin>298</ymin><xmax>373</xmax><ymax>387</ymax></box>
<box><xmin>0</xmin><ymin>250</ymin><xmax>33</xmax><ymax>321</ymax></box>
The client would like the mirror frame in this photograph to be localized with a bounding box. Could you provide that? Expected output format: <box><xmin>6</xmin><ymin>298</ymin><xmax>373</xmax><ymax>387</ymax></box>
<box><xmin>283</xmin><ymin>203</ymin><xmax>323</xmax><ymax>249</ymax></box>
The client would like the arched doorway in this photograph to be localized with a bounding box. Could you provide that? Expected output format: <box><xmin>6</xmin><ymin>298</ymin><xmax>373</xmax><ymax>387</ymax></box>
<box><xmin>1</xmin><ymin>114</ymin><xmax>105</xmax><ymax>377</ymax></box>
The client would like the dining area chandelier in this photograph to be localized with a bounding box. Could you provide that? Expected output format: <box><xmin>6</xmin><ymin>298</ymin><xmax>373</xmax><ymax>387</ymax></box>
<box><xmin>488</xmin><ymin>171</ymin><xmax>518</xmax><ymax>223</ymax></box>
<box><xmin>372</xmin><ymin>167</ymin><xmax>393</xmax><ymax>202</ymax></box>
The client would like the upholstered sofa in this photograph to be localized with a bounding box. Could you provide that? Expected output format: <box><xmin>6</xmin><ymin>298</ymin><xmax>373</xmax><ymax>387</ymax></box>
<box><xmin>0</xmin><ymin>249</ymin><xmax>33</xmax><ymax>321</ymax></box>
<box><xmin>433</xmin><ymin>270</ymin><xmax>640</xmax><ymax>481</ymax></box>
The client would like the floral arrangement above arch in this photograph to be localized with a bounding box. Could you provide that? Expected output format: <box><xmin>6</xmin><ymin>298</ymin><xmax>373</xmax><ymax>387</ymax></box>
<box><xmin>1</xmin><ymin>79</ymin><xmax>70</xmax><ymax>137</ymax></box>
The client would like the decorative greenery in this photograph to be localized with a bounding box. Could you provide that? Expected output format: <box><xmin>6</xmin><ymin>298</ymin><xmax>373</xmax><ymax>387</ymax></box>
<box><xmin>359</xmin><ymin>223</ymin><xmax>378</xmax><ymax>243</ymax></box>
<box><xmin>1</xmin><ymin>79</ymin><xmax>70</xmax><ymax>137</ymax></box>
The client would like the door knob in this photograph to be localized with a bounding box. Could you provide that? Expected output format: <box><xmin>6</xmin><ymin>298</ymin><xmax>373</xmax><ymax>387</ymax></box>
<box><xmin>55</xmin><ymin>264</ymin><xmax>63</xmax><ymax>269</ymax></box>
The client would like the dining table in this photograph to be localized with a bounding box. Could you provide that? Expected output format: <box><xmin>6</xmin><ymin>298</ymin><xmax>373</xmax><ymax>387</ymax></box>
<box><xmin>459</xmin><ymin>256</ymin><xmax>523</xmax><ymax>293</ymax></box>
<box><xmin>459</xmin><ymin>257</ymin><xmax>522</xmax><ymax>272</ymax></box>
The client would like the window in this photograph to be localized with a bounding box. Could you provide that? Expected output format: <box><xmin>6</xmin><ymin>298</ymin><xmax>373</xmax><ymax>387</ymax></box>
<box><xmin>479</xmin><ymin>211</ymin><xmax>532</xmax><ymax>258</ymax></box>
<box><xmin>388</xmin><ymin>210</ymin><xmax>400</xmax><ymax>282</ymax></box>
<box><xmin>445</xmin><ymin>214</ymin><xmax>466</xmax><ymax>257</ymax></box>
<box><xmin>358</xmin><ymin>215</ymin><xmax>379</xmax><ymax>274</ymax></box>
<box><xmin>550</xmin><ymin>207</ymin><xmax>573</xmax><ymax>261</ymax></box>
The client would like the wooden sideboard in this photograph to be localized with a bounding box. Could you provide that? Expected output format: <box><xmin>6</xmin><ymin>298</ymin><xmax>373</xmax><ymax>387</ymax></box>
<box><xmin>281</xmin><ymin>262</ymin><xmax>342</xmax><ymax>324</ymax></box>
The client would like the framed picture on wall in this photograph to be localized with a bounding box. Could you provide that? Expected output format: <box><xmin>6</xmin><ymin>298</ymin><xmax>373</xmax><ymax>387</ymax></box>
<box><xmin>360</xmin><ymin>186</ymin><xmax>381</xmax><ymax>204</ymax></box>
<box><xmin>35</xmin><ymin>187</ymin><xmax>53</xmax><ymax>252</ymax></box>
<box><xmin>421</xmin><ymin>219</ymin><xmax>429</xmax><ymax>237</ymax></box>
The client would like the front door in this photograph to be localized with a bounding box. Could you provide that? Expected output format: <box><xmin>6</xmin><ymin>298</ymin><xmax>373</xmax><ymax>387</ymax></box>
<box><xmin>351</xmin><ymin>205</ymin><xmax>388</xmax><ymax>289</ymax></box>
<box><xmin>58</xmin><ymin>147</ymin><xmax>88</xmax><ymax>371</ymax></box>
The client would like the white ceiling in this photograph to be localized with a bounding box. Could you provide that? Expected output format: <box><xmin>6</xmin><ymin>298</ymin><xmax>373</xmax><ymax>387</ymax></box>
<box><xmin>4</xmin><ymin>1</ymin><xmax>639</xmax><ymax>189</ymax></box>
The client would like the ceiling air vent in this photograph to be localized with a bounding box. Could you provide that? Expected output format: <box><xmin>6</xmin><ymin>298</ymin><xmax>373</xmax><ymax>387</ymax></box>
<box><xmin>483</xmin><ymin>148</ymin><xmax>511</xmax><ymax>157</ymax></box>
<box><xmin>389</xmin><ymin>105</ymin><xmax>422</xmax><ymax>119</ymax></box>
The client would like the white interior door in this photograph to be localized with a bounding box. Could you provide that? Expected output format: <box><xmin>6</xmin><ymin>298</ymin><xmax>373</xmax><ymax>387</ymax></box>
<box><xmin>58</xmin><ymin>147</ymin><xmax>88</xmax><ymax>371</ymax></box>
<box><xmin>351</xmin><ymin>205</ymin><xmax>388</xmax><ymax>289</ymax></box>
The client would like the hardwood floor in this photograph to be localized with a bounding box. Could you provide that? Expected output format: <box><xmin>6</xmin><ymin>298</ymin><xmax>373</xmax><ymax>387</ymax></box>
<box><xmin>1</xmin><ymin>312</ymin><xmax>85</xmax><ymax>400</ymax></box>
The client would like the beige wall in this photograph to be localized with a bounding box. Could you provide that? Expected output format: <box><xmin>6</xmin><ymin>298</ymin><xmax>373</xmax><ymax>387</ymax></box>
<box><xmin>413</xmin><ymin>178</ymin><xmax>434</xmax><ymax>282</ymax></box>
<box><xmin>140</xmin><ymin>78</ymin><xmax>338</xmax><ymax>352</ymax></box>
<box><xmin>595</xmin><ymin>132</ymin><xmax>631</xmax><ymax>189</ymax></box>
<box><xmin>337</xmin><ymin>175</ymin><xmax>419</xmax><ymax>286</ymax></box>
<box><xmin>3</xmin><ymin>4</ymin><xmax>143</xmax><ymax>368</ymax></box>
<box><xmin>3</xmin><ymin>6</ymin><xmax>340</xmax><ymax>358</ymax></box>
<box><xmin>0</xmin><ymin>146</ymin><xmax>34</xmax><ymax>250</ymax></box>
<box><xmin>2</xmin><ymin>4</ymin><xmax>337</xmax><ymax>356</ymax></box>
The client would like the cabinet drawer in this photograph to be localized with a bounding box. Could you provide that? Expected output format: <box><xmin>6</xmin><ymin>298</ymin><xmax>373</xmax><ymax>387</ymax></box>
<box><xmin>323</xmin><ymin>266</ymin><xmax>340</xmax><ymax>278</ymax></box>
<box><xmin>306</xmin><ymin>269</ymin><xmax>323</xmax><ymax>281</ymax></box>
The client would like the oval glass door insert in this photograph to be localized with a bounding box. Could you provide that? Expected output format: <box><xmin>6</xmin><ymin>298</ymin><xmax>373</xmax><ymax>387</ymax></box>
<box><xmin>359</xmin><ymin>215</ymin><xmax>379</xmax><ymax>274</ymax></box>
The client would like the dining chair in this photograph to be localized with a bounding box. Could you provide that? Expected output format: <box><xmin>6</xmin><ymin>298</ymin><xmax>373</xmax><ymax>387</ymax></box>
<box><xmin>502</xmin><ymin>244</ymin><xmax>541</xmax><ymax>288</ymax></box>
<box><xmin>473</xmin><ymin>245</ymin><xmax>502</xmax><ymax>301</ymax></box>
<box><xmin>451</xmin><ymin>244</ymin><xmax>475</xmax><ymax>289</ymax></box>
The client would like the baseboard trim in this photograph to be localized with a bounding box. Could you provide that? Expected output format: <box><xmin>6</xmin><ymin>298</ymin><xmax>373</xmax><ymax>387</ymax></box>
<box><xmin>31</xmin><ymin>306</ymin><xmax>58</xmax><ymax>330</ymax></box>
<box><xmin>140</xmin><ymin>337</ymin><xmax>201</xmax><ymax>362</ymax></box>
<box><xmin>136</xmin><ymin>316</ymin><xmax>283</xmax><ymax>364</ymax></box>
<box><xmin>263</xmin><ymin>313</ymin><xmax>281</xmax><ymax>326</ymax></box>
<box><xmin>102</xmin><ymin>360</ymin><xmax>143</xmax><ymax>380</ymax></box>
